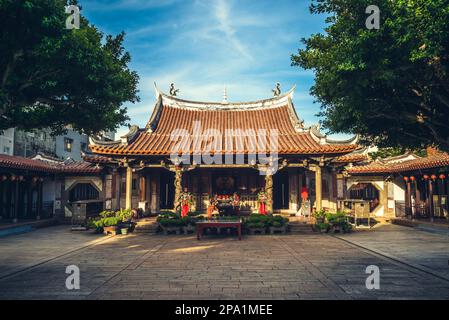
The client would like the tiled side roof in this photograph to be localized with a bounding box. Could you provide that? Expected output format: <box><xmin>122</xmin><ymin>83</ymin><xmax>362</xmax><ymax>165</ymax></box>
<box><xmin>332</xmin><ymin>153</ymin><xmax>367</xmax><ymax>163</ymax></box>
<box><xmin>90</xmin><ymin>104</ymin><xmax>358</xmax><ymax>156</ymax></box>
<box><xmin>0</xmin><ymin>154</ymin><xmax>101</xmax><ymax>174</ymax></box>
<box><xmin>348</xmin><ymin>152</ymin><xmax>449</xmax><ymax>174</ymax></box>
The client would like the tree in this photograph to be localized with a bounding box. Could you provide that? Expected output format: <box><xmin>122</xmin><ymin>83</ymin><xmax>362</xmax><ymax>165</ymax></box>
<box><xmin>0</xmin><ymin>0</ymin><xmax>139</xmax><ymax>135</ymax></box>
<box><xmin>292</xmin><ymin>0</ymin><xmax>449</xmax><ymax>152</ymax></box>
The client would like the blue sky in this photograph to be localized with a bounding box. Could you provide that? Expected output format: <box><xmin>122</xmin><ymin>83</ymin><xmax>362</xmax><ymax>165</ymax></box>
<box><xmin>82</xmin><ymin>0</ymin><xmax>343</xmax><ymax>138</ymax></box>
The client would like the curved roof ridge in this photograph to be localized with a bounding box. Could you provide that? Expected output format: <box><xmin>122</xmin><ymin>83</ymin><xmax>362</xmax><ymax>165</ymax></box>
<box><xmin>154</xmin><ymin>82</ymin><xmax>296</xmax><ymax>110</ymax></box>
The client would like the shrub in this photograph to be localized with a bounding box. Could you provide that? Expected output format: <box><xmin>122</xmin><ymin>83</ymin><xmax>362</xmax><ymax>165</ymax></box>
<box><xmin>316</xmin><ymin>222</ymin><xmax>330</xmax><ymax>232</ymax></box>
<box><xmin>116</xmin><ymin>208</ymin><xmax>133</xmax><ymax>222</ymax></box>
<box><xmin>99</xmin><ymin>210</ymin><xmax>115</xmax><ymax>218</ymax></box>
<box><xmin>313</xmin><ymin>209</ymin><xmax>326</xmax><ymax>220</ymax></box>
<box><xmin>158</xmin><ymin>218</ymin><xmax>183</xmax><ymax>227</ymax></box>
<box><xmin>271</xmin><ymin>215</ymin><xmax>289</xmax><ymax>226</ymax></box>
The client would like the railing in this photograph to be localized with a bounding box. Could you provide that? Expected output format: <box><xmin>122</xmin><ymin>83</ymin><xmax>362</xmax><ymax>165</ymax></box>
<box><xmin>394</xmin><ymin>200</ymin><xmax>449</xmax><ymax>220</ymax></box>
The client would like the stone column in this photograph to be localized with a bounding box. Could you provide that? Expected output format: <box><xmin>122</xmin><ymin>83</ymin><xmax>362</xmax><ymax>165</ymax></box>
<box><xmin>265</xmin><ymin>173</ymin><xmax>273</xmax><ymax>214</ymax></box>
<box><xmin>125</xmin><ymin>166</ymin><xmax>133</xmax><ymax>210</ymax></box>
<box><xmin>36</xmin><ymin>179</ymin><xmax>43</xmax><ymax>220</ymax></box>
<box><xmin>13</xmin><ymin>177</ymin><xmax>19</xmax><ymax>223</ymax></box>
<box><xmin>138</xmin><ymin>174</ymin><xmax>148</xmax><ymax>212</ymax></box>
<box><xmin>406</xmin><ymin>180</ymin><xmax>412</xmax><ymax>218</ymax></box>
<box><xmin>315</xmin><ymin>166</ymin><xmax>322</xmax><ymax>211</ymax></box>
<box><xmin>174</xmin><ymin>166</ymin><xmax>182</xmax><ymax>211</ymax></box>
<box><xmin>428</xmin><ymin>179</ymin><xmax>434</xmax><ymax>222</ymax></box>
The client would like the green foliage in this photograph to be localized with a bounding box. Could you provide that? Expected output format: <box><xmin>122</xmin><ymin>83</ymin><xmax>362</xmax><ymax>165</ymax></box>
<box><xmin>0</xmin><ymin>0</ymin><xmax>139</xmax><ymax>135</ymax></box>
<box><xmin>99</xmin><ymin>210</ymin><xmax>115</xmax><ymax>218</ymax></box>
<box><xmin>316</xmin><ymin>222</ymin><xmax>330</xmax><ymax>232</ymax></box>
<box><xmin>313</xmin><ymin>209</ymin><xmax>326</xmax><ymax>219</ymax></box>
<box><xmin>292</xmin><ymin>0</ymin><xmax>449</xmax><ymax>151</ymax></box>
<box><xmin>245</xmin><ymin>214</ymin><xmax>289</xmax><ymax>228</ymax></box>
<box><xmin>158</xmin><ymin>218</ymin><xmax>184</xmax><ymax>227</ymax></box>
<box><xmin>116</xmin><ymin>208</ymin><xmax>132</xmax><ymax>222</ymax></box>
<box><xmin>324</xmin><ymin>211</ymin><xmax>352</xmax><ymax>233</ymax></box>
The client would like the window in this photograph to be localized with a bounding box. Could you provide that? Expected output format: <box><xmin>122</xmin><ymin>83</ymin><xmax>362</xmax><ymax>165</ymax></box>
<box><xmin>3</xmin><ymin>146</ymin><xmax>10</xmax><ymax>154</ymax></box>
<box><xmin>69</xmin><ymin>183</ymin><xmax>99</xmax><ymax>202</ymax></box>
<box><xmin>64</xmin><ymin>138</ymin><xmax>73</xmax><ymax>152</ymax></box>
<box><xmin>80</xmin><ymin>142</ymin><xmax>87</xmax><ymax>152</ymax></box>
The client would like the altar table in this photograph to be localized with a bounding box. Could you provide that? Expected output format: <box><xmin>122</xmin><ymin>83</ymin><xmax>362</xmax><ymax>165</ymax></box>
<box><xmin>196</xmin><ymin>220</ymin><xmax>242</xmax><ymax>240</ymax></box>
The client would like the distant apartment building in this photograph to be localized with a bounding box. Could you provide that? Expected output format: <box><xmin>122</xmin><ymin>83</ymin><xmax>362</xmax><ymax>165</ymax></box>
<box><xmin>8</xmin><ymin>128</ymin><xmax>115</xmax><ymax>161</ymax></box>
<box><xmin>0</xmin><ymin>128</ymin><xmax>15</xmax><ymax>155</ymax></box>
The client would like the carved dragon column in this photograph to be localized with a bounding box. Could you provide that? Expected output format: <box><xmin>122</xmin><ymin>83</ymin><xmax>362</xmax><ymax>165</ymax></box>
<box><xmin>174</xmin><ymin>165</ymin><xmax>183</xmax><ymax>211</ymax></box>
<box><xmin>265</xmin><ymin>173</ymin><xmax>273</xmax><ymax>214</ymax></box>
<box><xmin>315</xmin><ymin>165</ymin><xmax>322</xmax><ymax>212</ymax></box>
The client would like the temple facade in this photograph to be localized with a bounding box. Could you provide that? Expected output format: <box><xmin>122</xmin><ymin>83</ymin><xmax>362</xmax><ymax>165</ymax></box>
<box><xmin>87</xmin><ymin>85</ymin><xmax>361</xmax><ymax>215</ymax></box>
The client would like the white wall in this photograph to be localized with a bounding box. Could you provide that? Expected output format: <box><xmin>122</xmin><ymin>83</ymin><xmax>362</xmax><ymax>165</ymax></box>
<box><xmin>0</xmin><ymin>128</ymin><xmax>14</xmax><ymax>155</ymax></box>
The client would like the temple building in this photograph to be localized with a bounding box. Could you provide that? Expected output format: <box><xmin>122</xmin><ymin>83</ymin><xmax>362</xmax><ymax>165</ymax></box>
<box><xmin>346</xmin><ymin>148</ymin><xmax>449</xmax><ymax>222</ymax></box>
<box><xmin>86</xmin><ymin>84</ymin><xmax>361</xmax><ymax>215</ymax></box>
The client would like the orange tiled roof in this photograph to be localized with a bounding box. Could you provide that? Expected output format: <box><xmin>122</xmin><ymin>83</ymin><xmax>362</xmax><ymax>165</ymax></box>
<box><xmin>332</xmin><ymin>153</ymin><xmax>367</xmax><ymax>163</ymax></box>
<box><xmin>348</xmin><ymin>151</ymin><xmax>449</xmax><ymax>174</ymax></box>
<box><xmin>0</xmin><ymin>154</ymin><xmax>101</xmax><ymax>174</ymax></box>
<box><xmin>90</xmin><ymin>87</ymin><xmax>359</xmax><ymax>156</ymax></box>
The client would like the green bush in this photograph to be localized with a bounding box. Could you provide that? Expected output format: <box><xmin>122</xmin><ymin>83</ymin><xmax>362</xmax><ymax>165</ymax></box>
<box><xmin>316</xmin><ymin>222</ymin><xmax>330</xmax><ymax>232</ymax></box>
<box><xmin>271</xmin><ymin>215</ymin><xmax>289</xmax><ymax>226</ymax></box>
<box><xmin>102</xmin><ymin>217</ymin><xmax>121</xmax><ymax>227</ymax></box>
<box><xmin>313</xmin><ymin>209</ymin><xmax>327</xmax><ymax>219</ymax></box>
<box><xmin>246</xmin><ymin>214</ymin><xmax>270</xmax><ymax>226</ymax></box>
<box><xmin>99</xmin><ymin>210</ymin><xmax>115</xmax><ymax>218</ymax></box>
<box><xmin>158</xmin><ymin>218</ymin><xmax>183</xmax><ymax>227</ymax></box>
<box><xmin>272</xmin><ymin>221</ymin><xmax>284</xmax><ymax>228</ymax></box>
<box><xmin>247</xmin><ymin>221</ymin><xmax>265</xmax><ymax>229</ymax></box>
<box><xmin>116</xmin><ymin>208</ymin><xmax>133</xmax><ymax>222</ymax></box>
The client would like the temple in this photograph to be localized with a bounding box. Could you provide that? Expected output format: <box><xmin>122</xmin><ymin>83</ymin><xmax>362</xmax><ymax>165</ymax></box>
<box><xmin>86</xmin><ymin>84</ymin><xmax>361</xmax><ymax>215</ymax></box>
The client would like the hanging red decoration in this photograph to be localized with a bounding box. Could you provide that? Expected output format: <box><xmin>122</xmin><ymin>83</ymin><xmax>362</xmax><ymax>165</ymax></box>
<box><xmin>423</xmin><ymin>174</ymin><xmax>429</xmax><ymax>180</ymax></box>
<box><xmin>431</xmin><ymin>174</ymin><xmax>437</xmax><ymax>180</ymax></box>
<box><xmin>403</xmin><ymin>176</ymin><xmax>409</xmax><ymax>182</ymax></box>
<box><xmin>410</xmin><ymin>176</ymin><xmax>415</xmax><ymax>181</ymax></box>
<box><xmin>439</xmin><ymin>174</ymin><xmax>445</xmax><ymax>180</ymax></box>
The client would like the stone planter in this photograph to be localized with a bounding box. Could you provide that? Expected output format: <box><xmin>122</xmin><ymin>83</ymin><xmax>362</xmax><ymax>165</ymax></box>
<box><xmin>103</xmin><ymin>226</ymin><xmax>118</xmax><ymax>236</ymax></box>
<box><xmin>269</xmin><ymin>225</ymin><xmax>287</xmax><ymax>234</ymax></box>
<box><xmin>183</xmin><ymin>224</ymin><xmax>196</xmax><ymax>235</ymax></box>
<box><xmin>248</xmin><ymin>227</ymin><xmax>266</xmax><ymax>235</ymax></box>
<box><xmin>159</xmin><ymin>224</ymin><xmax>182</xmax><ymax>235</ymax></box>
<box><xmin>120</xmin><ymin>228</ymin><xmax>128</xmax><ymax>235</ymax></box>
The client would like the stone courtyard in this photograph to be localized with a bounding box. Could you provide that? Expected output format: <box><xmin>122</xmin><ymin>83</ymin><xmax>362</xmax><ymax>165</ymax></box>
<box><xmin>0</xmin><ymin>224</ymin><xmax>449</xmax><ymax>300</ymax></box>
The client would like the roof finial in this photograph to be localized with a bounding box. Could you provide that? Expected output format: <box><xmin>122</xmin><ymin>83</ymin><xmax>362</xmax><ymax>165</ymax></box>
<box><xmin>169</xmin><ymin>83</ymin><xmax>179</xmax><ymax>96</ymax></box>
<box><xmin>272</xmin><ymin>82</ymin><xmax>281</xmax><ymax>97</ymax></box>
<box><xmin>222</xmin><ymin>85</ymin><xmax>228</xmax><ymax>103</ymax></box>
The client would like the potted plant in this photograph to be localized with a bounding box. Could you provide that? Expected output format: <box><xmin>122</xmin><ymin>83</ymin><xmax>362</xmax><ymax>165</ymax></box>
<box><xmin>102</xmin><ymin>217</ymin><xmax>121</xmax><ymax>235</ymax></box>
<box><xmin>245</xmin><ymin>214</ymin><xmax>269</xmax><ymax>234</ymax></box>
<box><xmin>157</xmin><ymin>215</ymin><xmax>183</xmax><ymax>235</ymax></box>
<box><xmin>313</xmin><ymin>209</ymin><xmax>326</xmax><ymax>224</ymax></box>
<box><xmin>269</xmin><ymin>216</ymin><xmax>289</xmax><ymax>234</ymax></box>
<box><xmin>316</xmin><ymin>222</ymin><xmax>330</xmax><ymax>233</ymax></box>
<box><xmin>181</xmin><ymin>216</ymin><xmax>196</xmax><ymax>235</ymax></box>
<box><xmin>326</xmin><ymin>211</ymin><xmax>351</xmax><ymax>233</ymax></box>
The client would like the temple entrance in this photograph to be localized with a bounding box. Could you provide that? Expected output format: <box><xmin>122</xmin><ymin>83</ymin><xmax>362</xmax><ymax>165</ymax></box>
<box><xmin>273</xmin><ymin>171</ymin><xmax>289</xmax><ymax>210</ymax></box>
<box><xmin>160</xmin><ymin>171</ymin><xmax>175</xmax><ymax>209</ymax></box>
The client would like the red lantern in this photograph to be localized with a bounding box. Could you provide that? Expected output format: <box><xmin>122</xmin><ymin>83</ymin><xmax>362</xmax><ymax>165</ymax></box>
<box><xmin>410</xmin><ymin>176</ymin><xmax>415</xmax><ymax>181</ymax></box>
<box><xmin>403</xmin><ymin>176</ymin><xmax>409</xmax><ymax>182</ymax></box>
<box><xmin>10</xmin><ymin>174</ymin><xmax>16</xmax><ymax>181</ymax></box>
<box><xmin>423</xmin><ymin>174</ymin><xmax>429</xmax><ymax>180</ymax></box>
<box><xmin>439</xmin><ymin>174</ymin><xmax>445</xmax><ymax>180</ymax></box>
<box><xmin>431</xmin><ymin>174</ymin><xmax>437</xmax><ymax>180</ymax></box>
<box><xmin>1</xmin><ymin>175</ymin><xmax>7</xmax><ymax>181</ymax></box>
